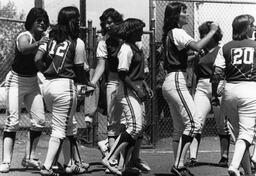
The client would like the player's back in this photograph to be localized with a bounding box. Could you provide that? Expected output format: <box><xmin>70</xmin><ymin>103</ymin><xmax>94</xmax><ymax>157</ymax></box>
<box><xmin>43</xmin><ymin>39</ymin><xmax>77</xmax><ymax>80</ymax></box>
<box><xmin>222</xmin><ymin>39</ymin><xmax>256</xmax><ymax>81</ymax></box>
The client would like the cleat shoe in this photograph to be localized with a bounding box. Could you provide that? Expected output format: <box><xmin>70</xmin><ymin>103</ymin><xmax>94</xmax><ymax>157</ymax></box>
<box><xmin>228</xmin><ymin>166</ymin><xmax>240</xmax><ymax>176</ymax></box>
<box><xmin>51</xmin><ymin>162</ymin><xmax>63</xmax><ymax>173</ymax></box>
<box><xmin>0</xmin><ymin>162</ymin><xmax>10</xmax><ymax>173</ymax></box>
<box><xmin>21</xmin><ymin>157</ymin><xmax>41</xmax><ymax>170</ymax></box>
<box><xmin>185</xmin><ymin>158</ymin><xmax>198</xmax><ymax>167</ymax></box>
<box><xmin>102</xmin><ymin>158</ymin><xmax>122</xmax><ymax>175</ymax></box>
<box><xmin>105</xmin><ymin>168</ymin><xmax>111</xmax><ymax>174</ymax></box>
<box><xmin>171</xmin><ymin>166</ymin><xmax>194</xmax><ymax>176</ymax></box>
<box><xmin>218</xmin><ymin>157</ymin><xmax>228</xmax><ymax>168</ymax></box>
<box><xmin>40</xmin><ymin>165</ymin><xmax>59</xmax><ymax>176</ymax></box>
<box><xmin>80</xmin><ymin>161</ymin><xmax>90</xmax><ymax>170</ymax></box>
<box><xmin>122</xmin><ymin>167</ymin><xmax>142</xmax><ymax>176</ymax></box>
<box><xmin>129</xmin><ymin>158</ymin><xmax>151</xmax><ymax>172</ymax></box>
<box><xmin>64</xmin><ymin>163</ymin><xmax>86</xmax><ymax>174</ymax></box>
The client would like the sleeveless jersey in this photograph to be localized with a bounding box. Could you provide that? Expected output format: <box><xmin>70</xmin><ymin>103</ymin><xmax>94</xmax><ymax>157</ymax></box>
<box><xmin>39</xmin><ymin>39</ymin><xmax>77</xmax><ymax>80</ymax></box>
<box><xmin>12</xmin><ymin>31</ymin><xmax>38</xmax><ymax>76</ymax></box>
<box><xmin>127</xmin><ymin>43</ymin><xmax>145</xmax><ymax>81</ymax></box>
<box><xmin>222</xmin><ymin>39</ymin><xmax>256</xmax><ymax>81</ymax></box>
<box><xmin>106</xmin><ymin>37</ymin><xmax>123</xmax><ymax>73</ymax></box>
<box><xmin>196</xmin><ymin>46</ymin><xmax>220</xmax><ymax>79</ymax></box>
<box><xmin>163</xmin><ymin>30</ymin><xmax>189</xmax><ymax>73</ymax></box>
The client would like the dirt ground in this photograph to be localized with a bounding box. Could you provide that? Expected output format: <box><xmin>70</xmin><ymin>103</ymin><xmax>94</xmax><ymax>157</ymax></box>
<box><xmin>0</xmin><ymin>134</ymin><xmax>237</xmax><ymax>176</ymax></box>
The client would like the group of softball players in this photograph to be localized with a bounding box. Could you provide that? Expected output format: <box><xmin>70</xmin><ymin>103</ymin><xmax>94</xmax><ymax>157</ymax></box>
<box><xmin>2</xmin><ymin>1</ymin><xmax>256</xmax><ymax>176</ymax></box>
<box><xmin>0</xmin><ymin>6</ymin><xmax>92</xmax><ymax>176</ymax></box>
<box><xmin>0</xmin><ymin>5</ymin><xmax>152</xmax><ymax>176</ymax></box>
<box><xmin>161</xmin><ymin>2</ymin><xmax>256</xmax><ymax>176</ymax></box>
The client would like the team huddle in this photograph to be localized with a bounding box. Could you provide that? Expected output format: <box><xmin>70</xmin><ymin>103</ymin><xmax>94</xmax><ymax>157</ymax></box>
<box><xmin>0</xmin><ymin>1</ymin><xmax>256</xmax><ymax>176</ymax></box>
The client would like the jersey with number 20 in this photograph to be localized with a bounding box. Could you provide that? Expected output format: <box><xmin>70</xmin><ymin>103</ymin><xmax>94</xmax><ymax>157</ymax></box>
<box><xmin>222</xmin><ymin>39</ymin><xmax>256</xmax><ymax>81</ymax></box>
<box><xmin>39</xmin><ymin>39</ymin><xmax>77</xmax><ymax>80</ymax></box>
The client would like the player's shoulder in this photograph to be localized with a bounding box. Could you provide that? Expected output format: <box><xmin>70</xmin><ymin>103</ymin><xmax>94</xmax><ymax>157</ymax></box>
<box><xmin>225</xmin><ymin>39</ymin><xmax>256</xmax><ymax>47</ymax></box>
<box><xmin>16</xmin><ymin>31</ymin><xmax>33</xmax><ymax>42</ymax></box>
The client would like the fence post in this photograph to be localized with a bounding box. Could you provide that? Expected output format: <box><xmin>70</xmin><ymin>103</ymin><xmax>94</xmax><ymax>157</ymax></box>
<box><xmin>149</xmin><ymin>0</ymin><xmax>158</xmax><ymax>147</ymax></box>
<box><xmin>34</xmin><ymin>0</ymin><xmax>44</xmax><ymax>8</ymax></box>
<box><xmin>80</xmin><ymin>0</ymin><xmax>87</xmax><ymax>41</ymax></box>
<box><xmin>92</xmin><ymin>27</ymin><xmax>98</xmax><ymax>147</ymax></box>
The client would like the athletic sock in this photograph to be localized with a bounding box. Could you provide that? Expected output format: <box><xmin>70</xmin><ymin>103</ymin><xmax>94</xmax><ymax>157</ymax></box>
<box><xmin>219</xmin><ymin>134</ymin><xmax>230</xmax><ymax>159</ymax></box>
<box><xmin>174</xmin><ymin>134</ymin><xmax>193</xmax><ymax>168</ymax></box>
<box><xmin>2</xmin><ymin>131</ymin><xmax>16</xmax><ymax>163</ymax></box>
<box><xmin>43</xmin><ymin>137</ymin><xmax>63</xmax><ymax>170</ymax></box>
<box><xmin>172</xmin><ymin>139</ymin><xmax>179</xmax><ymax>159</ymax></box>
<box><xmin>107</xmin><ymin>131</ymin><xmax>135</xmax><ymax>161</ymax></box>
<box><xmin>230</xmin><ymin>139</ymin><xmax>250</xmax><ymax>170</ymax></box>
<box><xmin>26</xmin><ymin>130</ymin><xmax>42</xmax><ymax>159</ymax></box>
<box><xmin>189</xmin><ymin>133</ymin><xmax>201</xmax><ymax>159</ymax></box>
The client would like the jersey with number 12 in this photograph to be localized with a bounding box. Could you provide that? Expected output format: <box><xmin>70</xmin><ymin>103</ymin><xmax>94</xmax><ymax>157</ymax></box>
<box><xmin>39</xmin><ymin>39</ymin><xmax>77</xmax><ymax>80</ymax></box>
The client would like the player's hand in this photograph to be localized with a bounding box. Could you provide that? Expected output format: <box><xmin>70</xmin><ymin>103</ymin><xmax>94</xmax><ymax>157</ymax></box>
<box><xmin>37</xmin><ymin>36</ymin><xmax>49</xmax><ymax>46</ymax></box>
<box><xmin>85</xmin><ymin>82</ymin><xmax>96</xmax><ymax>95</ymax></box>
<box><xmin>216</xmin><ymin>80</ymin><xmax>226</xmax><ymax>97</ymax></box>
<box><xmin>210</xmin><ymin>22</ymin><xmax>219</xmax><ymax>32</ymax></box>
<box><xmin>211</xmin><ymin>96</ymin><xmax>220</xmax><ymax>106</ymax></box>
<box><xmin>135</xmin><ymin>89</ymin><xmax>148</xmax><ymax>102</ymax></box>
<box><xmin>146</xmin><ymin>88</ymin><xmax>154</xmax><ymax>99</ymax></box>
<box><xmin>143</xmin><ymin>81</ymin><xmax>154</xmax><ymax>99</ymax></box>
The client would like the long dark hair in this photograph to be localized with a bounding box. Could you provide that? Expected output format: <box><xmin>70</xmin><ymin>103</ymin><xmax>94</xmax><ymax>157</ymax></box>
<box><xmin>199</xmin><ymin>21</ymin><xmax>223</xmax><ymax>44</ymax></box>
<box><xmin>109</xmin><ymin>18</ymin><xmax>145</xmax><ymax>43</ymax></box>
<box><xmin>99</xmin><ymin>8</ymin><xmax>123</xmax><ymax>35</ymax></box>
<box><xmin>25</xmin><ymin>7</ymin><xmax>49</xmax><ymax>31</ymax></box>
<box><xmin>232</xmin><ymin>14</ymin><xmax>255</xmax><ymax>40</ymax></box>
<box><xmin>162</xmin><ymin>2</ymin><xmax>187</xmax><ymax>43</ymax></box>
<box><xmin>50</xmin><ymin>6</ymin><xmax>80</xmax><ymax>43</ymax></box>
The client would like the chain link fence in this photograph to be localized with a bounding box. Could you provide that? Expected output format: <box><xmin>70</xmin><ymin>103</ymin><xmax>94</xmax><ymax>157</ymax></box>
<box><xmin>0</xmin><ymin>1</ymin><xmax>155</xmax><ymax>147</ymax></box>
<box><xmin>0</xmin><ymin>1</ymin><xmax>94</xmax><ymax>145</ymax></box>
<box><xmin>153</xmin><ymin>0</ymin><xmax>256</xmax><ymax>138</ymax></box>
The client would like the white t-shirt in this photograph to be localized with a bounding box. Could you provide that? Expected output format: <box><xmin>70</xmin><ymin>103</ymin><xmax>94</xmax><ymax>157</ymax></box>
<box><xmin>117</xmin><ymin>43</ymin><xmax>133</xmax><ymax>72</ymax></box>
<box><xmin>96</xmin><ymin>35</ymin><xmax>108</xmax><ymax>59</ymax></box>
<box><xmin>172</xmin><ymin>28</ymin><xmax>194</xmax><ymax>51</ymax></box>
<box><xmin>75</xmin><ymin>38</ymin><xmax>89</xmax><ymax>71</ymax></box>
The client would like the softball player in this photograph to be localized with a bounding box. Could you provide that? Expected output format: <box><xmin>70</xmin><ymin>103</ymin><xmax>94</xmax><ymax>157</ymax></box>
<box><xmin>161</xmin><ymin>2</ymin><xmax>218</xmax><ymax>176</ymax></box>
<box><xmin>90</xmin><ymin>8</ymin><xmax>123</xmax><ymax>153</ymax></box>
<box><xmin>34</xmin><ymin>6</ymin><xmax>91</xmax><ymax>176</ymax></box>
<box><xmin>101</xmin><ymin>18</ymin><xmax>152</xmax><ymax>175</ymax></box>
<box><xmin>212</xmin><ymin>14</ymin><xmax>256</xmax><ymax>176</ymax></box>
<box><xmin>0</xmin><ymin>7</ymin><xmax>49</xmax><ymax>173</ymax></box>
<box><xmin>186</xmin><ymin>21</ymin><xmax>230</xmax><ymax>168</ymax></box>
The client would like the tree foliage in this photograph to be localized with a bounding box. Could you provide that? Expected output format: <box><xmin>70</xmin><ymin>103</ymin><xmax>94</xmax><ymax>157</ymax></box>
<box><xmin>0</xmin><ymin>1</ymin><xmax>25</xmax><ymax>82</ymax></box>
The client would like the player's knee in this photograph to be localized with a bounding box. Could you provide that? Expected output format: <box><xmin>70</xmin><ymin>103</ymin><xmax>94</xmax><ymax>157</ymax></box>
<box><xmin>173</xmin><ymin>130</ymin><xmax>182</xmax><ymax>142</ymax></box>
<box><xmin>51</xmin><ymin>128</ymin><xmax>67</xmax><ymax>140</ymax></box>
<box><xmin>238</xmin><ymin>133</ymin><xmax>254</xmax><ymax>145</ymax></box>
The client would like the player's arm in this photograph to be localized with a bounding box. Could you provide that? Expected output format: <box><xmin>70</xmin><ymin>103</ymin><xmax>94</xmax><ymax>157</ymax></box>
<box><xmin>118</xmin><ymin>43</ymin><xmax>148</xmax><ymax>102</ymax></box>
<box><xmin>90</xmin><ymin>40</ymin><xmax>107</xmax><ymax>85</ymax></box>
<box><xmin>187</xmin><ymin>22</ymin><xmax>218</xmax><ymax>52</ymax></box>
<box><xmin>17</xmin><ymin>34</ymin><xmax>48</xmax><ymax>55</ymax></box>
<box><xmin>211</xmin><ymin>47</ymin><xmax>225</xmax><ymax>106</ymax></box>
<box><xmin>34</xmin><ymin>43</ymin><xmax>47</xmax><ymax>72</ymax></box>
<box><xmin>74</xmin><ymin>38</ymin><xmax>92</xmax><ymax>87</ymax></box>
<box><xmin>211</xmin><ymin>66</ymin><xmax>224</xmax><ymax>97</ymax></box>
